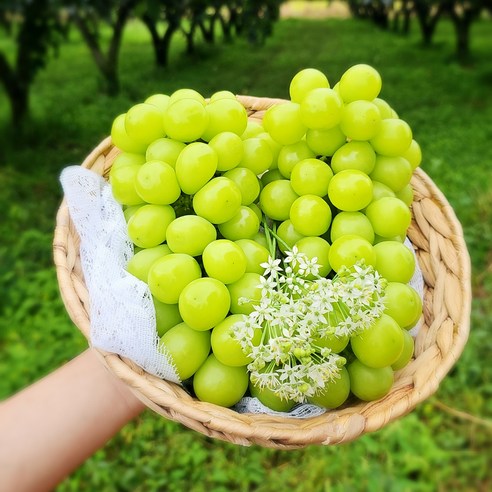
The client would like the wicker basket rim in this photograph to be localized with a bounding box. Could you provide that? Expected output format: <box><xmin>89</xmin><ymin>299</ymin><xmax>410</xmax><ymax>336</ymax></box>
<box><xmin>53</xmin><ymin>95</ymin><xmax>472</xmax><ymax>449</ymax></box>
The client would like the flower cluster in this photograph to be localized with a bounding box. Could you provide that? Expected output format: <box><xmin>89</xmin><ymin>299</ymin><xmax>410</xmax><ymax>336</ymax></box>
<box><xmin>232</xmin><ymin>248</ymin><xmax>387</xmax><ymax>403</ymax></box>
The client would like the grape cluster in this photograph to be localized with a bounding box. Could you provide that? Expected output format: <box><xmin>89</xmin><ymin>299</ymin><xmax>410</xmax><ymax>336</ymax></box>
<box><xmin>109</xmin><ymin>64</ymin><xmax>423</xmax><ymax>410</ymax></box>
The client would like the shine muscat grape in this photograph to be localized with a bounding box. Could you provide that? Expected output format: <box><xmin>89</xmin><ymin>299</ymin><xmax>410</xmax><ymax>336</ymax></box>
<box><xmin>109</xmin><ymin>64</ymin><xmax>423</xmax><ymax>410</ymax></box>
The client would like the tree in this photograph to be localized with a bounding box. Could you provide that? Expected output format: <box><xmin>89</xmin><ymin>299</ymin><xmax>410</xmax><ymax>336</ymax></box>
<box><xmin>68</xmin><ymin>0</ymin><xmax>138</xmax><ymax>95</ymax></box>
<box><xmin>0</xmin><ymin>0</ymin><xmax>65</xmax><ymax>126</ymax></box>
<box><xmin>138</xmin><ymin>0</ymin><xmax>186</xmax><ymax>67</ymax></box>
<box><xmin>443</xmin><ymin>0</ymin><xmax>484</xmax><ymax>61</ymax></box>
<box><xmin>411</xmin><ymin>0</ymin><xmax>446</xmax><ymax>46</ymax></box>
<box><xmin>139</xmin><ymin>0</ymin><xmax>284</xmax><ymax>68</ymax></box>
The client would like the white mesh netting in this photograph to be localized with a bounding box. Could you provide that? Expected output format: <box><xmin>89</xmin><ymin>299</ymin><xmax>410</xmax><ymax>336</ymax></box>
<box><xmin>60</xmin><ymin>165</ymin><xmax>424</xmax><ymax>418</ymax></box>
<box><xmin>60</xmin><ymin>166</ymin><xmax>180</xmax><ymax>384</ymax></box>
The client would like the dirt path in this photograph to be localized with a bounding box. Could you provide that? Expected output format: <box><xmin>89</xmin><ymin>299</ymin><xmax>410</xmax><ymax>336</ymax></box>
<box><xmin>280</xmin><ymin>1</ymin><xmax>351</xmax><ymax>19</ymax></box>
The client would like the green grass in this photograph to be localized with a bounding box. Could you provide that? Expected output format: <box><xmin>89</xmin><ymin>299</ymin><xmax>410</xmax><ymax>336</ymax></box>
<box><xmin>1</xmin><ymin>14</ymin><xmax>491</xmax><ymax>492</ymax></box>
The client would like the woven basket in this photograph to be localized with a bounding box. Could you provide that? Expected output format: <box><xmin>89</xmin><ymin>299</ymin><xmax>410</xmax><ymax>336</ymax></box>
<box><xmin>53</xmin><ymin>95</ymin><xmax>472</xmax><ymax>449</ymax></box>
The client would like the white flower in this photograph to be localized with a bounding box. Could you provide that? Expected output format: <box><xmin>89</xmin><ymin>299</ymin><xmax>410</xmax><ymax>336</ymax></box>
<box><xmin>231</xmin><ymin>243</ymin><xmax>387</xmax><ymax>404</ymax></box>
<box><xmin>260</xmin><ymin>256</ymin><xmax>282</xmax><ymax>277</ymax></box>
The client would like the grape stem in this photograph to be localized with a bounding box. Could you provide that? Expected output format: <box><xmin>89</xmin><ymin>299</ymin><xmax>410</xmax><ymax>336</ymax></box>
<box><xmin>262</xmin><ymin>218</ymin><xmax>290</xmax><ymax>258</ymax></box>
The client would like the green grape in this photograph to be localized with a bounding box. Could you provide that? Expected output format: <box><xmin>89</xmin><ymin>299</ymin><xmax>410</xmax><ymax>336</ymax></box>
<box><xmin>125</xmin><ymin>103</ymin><xmax>166</xmax><ymax>146</ymax></box>
<box><xmin>211</xmin><ymin>314</ymin><xmax>260</xmax><ymax>367</ymax></box>
<box><xmin>235</xmin><ymin>239</ymin><xmax>270</xmax><ymax>274</ymax></box>
<box><xmin>210</xmin><ymin>90</ymin><xmax>236</xmax><ymax>102</ymax></box>
<box><xmin>163</xmin><ymin>98</ymin><xmax>209</xmax><ymax>142</ymax></box>
<box><xmin>403</xmin><ymin>139</ymin><xmax>422</xmax><ymax>170</ymax></box>
<box><xmin>277</xmin><ymin>140</ymin><xmax>315</xmax><ymax>179</ymax></box>
<box><xmin>159</xmin><ymin>322</ymin><xmax>210</xmax><ymax>380</ymax></box>
<box><xmin>374</xmin><ymin>240</ymin><xmax>416</xmax><ymax>283</ymax></box>
<box><xmin>179</xmin><ymin>277</ymin><xmax>231</xmax><ymax>331</ymax></box>
<box><xmin>392</xmin><ymin>330</ymin><xmax>415</xmax><ymax>370</ymax></box>
<box><xmin>110</xmin><ymin>164</ymin><xmax>144</xmax><ymax>206</ymax></box>
<box><xmin>259</xmin><ymin>180</ymin><xmax>299</xmax><ymax>221</ymax></box>
<box><xmin>257</xmin><ymin>132</ymin><xmax>282</xmax><ymax>169</ymax></box>
<box><xmin>237</xmin><ymin>137</ymin><xmax>273</xmax><ymax>175</ymax></box>
<box><xmin>329</xmin><ymin>234</ymin><xmax>376</xmax><ymax>272</ymax></box>
<box><xmin>328</xmin><ymin>169</ymin><xmax>373</xmax><ymax>212</ymax></box>
<box><xmin>252</xmin><ymin>231</ymin><xmax>268</xmax><ymax>249</ymax></box>
<box><xmin>228</xmin><ymin>273</ymin><xmax>263</xmax><ymax>315</ymax></box>
<box><xmin>370</xmin><ymin>155</ymin><xmax>413</xmax><ymax>193</ymax></box>
<box><xmin>241</xmin><ymin>120</ymin><xmax>264</xmax><ymax>139</ymax></box>
<box><xmin>384</xmin><ymin>282</ymin><xmax>422</xmax><ymax>329</ymax></box>
<box><xmin>223</xmin><ymin>167</ymin><xmax>261</xmax><ymax>206</ymax></box>
<box><xmin>169</xmin><ymin>88</ymin><xmax>205</xmax><ymax>106</ymax></box>
<box><xmin>313</xmin><ymin>332</ymin><xmax>349</xmax><ymax>353</ymax></box>
<box><xmin>331</xmin><ymin>141</ymin><xmax>376</xmax><ymax>175</ymax></box>
<box><xmin>166</xmin><ymin>215</ymin><xmax>217</xmax><ymax>256</ymax></box>
<box><xmin>202</xmin><ymin>239</ymin><xmax>247</xmax><ymax>284</ymax></box>
<box><xmin>347</xmin><ymin>360</ymin><xmax>393</xmax><ymax>401</ymax></box>
<box><xmin>193</xmin><ymin>354</ymin><xmax>249</xmax><ymax>407</ymax></box>
<box><xmin>308</xmin><ymin>366</ymin><xmax>350</xmax><ymax>409</ymax></box>
<box><xmin>294</xmin><ymin>236</ymin><xmax>331</xmax><ymax>278</ymax></box>
<box><xmin>135</xmin><ymin>160</ymin><xmax>181</xmax><ymax>204</ymax></box>
<box><xmin>290</xmin><ymin>158</ymin><xmax>333</xmax><ymax>197</ymax></box>
<box><xmin>340</xmin><ymin>100</ymin><xmax>382</xmax><ymax>141</ymax></box>
<box><xmin>372</xmin><ymin>97</ymin><xmax>394</xmax><ymax>119</ymax></box>
<box><xmin>202</xmin><ymin>97</ymin><xmax>248</xmax><ymax>142</ymax></box>
<box><xmin>261</xmin><ymin>169</ymin><xmax>284</xmax><ymax>187</ymax></box>
<box><xmin>300</xmin><ymin>88</ymin><xmax>343</xmax><ymax>129</ymax></box>
<box><xmin>289</xmin><ymin>67</ymin><xmax>330</xmax><ymax>104</ymax></box>
<box><xmin>218</xmin><ymin>206</ymin><xmax>260</xmax><ymax>241</ymax></box>
<box><xmin>395</xmin><ymin>183</ymin><xmax>414</xmax><ymax>206</ymax></box>
<box><xmin>148</xmin><ymin>253</ymin><xmax>202</xmax><ymax>304</ymax></box>
<box><xmin>145</xmin><ymin>93</ymin><xmax>170</xmax><ymax>113</ymax></box>
<box><xmin>110</xmin><ymin>114</ymin><xmax>147</xmax><ymax>154</ymax></box>
<box><xmin>153</xmin><ymin>298</ymin><xmax>183</xmax><ymax>337</ymax></box>
<box><xmin>123</xmin><ymin>204</ymin><xmax>143</xmax><ymax>222</ymax></box>
<box><xmin>339</xmin><ymin>64</ymin><xmax>382</xmax><ymax>103</ymax></box>
<box><xmin>276</xmin><ymin>219</ymin><xmax>305</xmax><ymax>253</ymax></box>
<box><xmin>370</xmin><ymin>118</ymin><xmax>413</xmax><ymax>157</ymax></box>
<box><xmin>374</xmin><ymin>234</ymin><xmax>404</xmax><ymax>244</ymax></box>
<box><xmin>145</xmin><ymin>138</ymin><xmax>186</xmax><ymax>167</ymax></box>
<box><xmin>249</xmin><ymin>202</ymin><xmax>263</xmax><ymax>222</ymax></box>
<box><xmin>209</xmin><ymin>132</ymin><xmax>244</xmax><ymax>172</ymax></box>
<box><xmin>126</xmin><ymin>244</ymin><xmax>172</xmax><ymax>282</ymax></box>
<box><xmin>330</xmin><ymin>211</ymin><xmax>375</xmax><ymax>244</ymax></box>
<box><xmin>365</xmin><ymin>196</ymin><xmax>411</xmax><ymax>238</ymax></box>
<box><xmin>305</xmin><ymin>126</ymin><xmax>346</xmax><ymax>156</ymax></box>
<box><xmin>111</xmin><ymin>152</ymin><xmax>145</xmax><ymax>170</ymax></box>
<box><xmin>263</xmin><ymin>102</ymin><xmax>307</xmax><ymax>146</ymax></box>
<box><xmin>369</xmin><ymin>181</ymin><xmax>396</xmax><ymax>203</ymax></box>
<box><xmin>192</xmin><ymin>177</ymin><xmax>242</xmax><ymax>224</ymax></box>
<box><xmin>127</xmin><ymin>204</ymin><xmax>175</xmax><ymax>248</ymax></box>
<box><xmin>175</xmin><ymin>142</ymin><xmax>218</xmax><ymax>195</ymax></box>
<box><xmin>249</xmin><ymin>380</ymin><xmax>296</xmax><ymax>412</ymax></box>
<box><xmin>290</xmin><ymin>194</ymin><xmax>332</xmax><ymax>237</ymax></box>
<box><xmin>351</xmin><ymin>313</ymin><xmax>404</xmax><ymax>368</ymax></box>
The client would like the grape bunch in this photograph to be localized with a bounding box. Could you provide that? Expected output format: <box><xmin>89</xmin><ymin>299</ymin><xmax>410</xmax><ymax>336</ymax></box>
<box><xmin>109</xmin><ymin>64</ymin><xmax>423</xmax><ymax>411</ymax></box>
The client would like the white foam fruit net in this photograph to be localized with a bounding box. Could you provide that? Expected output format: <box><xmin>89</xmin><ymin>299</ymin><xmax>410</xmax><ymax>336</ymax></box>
<box><xmin>60</xmin><ymin>165</ymin><xmax>424</xmax><ymax>418</ymax></box>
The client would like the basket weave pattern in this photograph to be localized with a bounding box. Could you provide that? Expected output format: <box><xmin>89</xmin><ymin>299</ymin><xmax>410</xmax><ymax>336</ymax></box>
<box><xmin>53</xmin><ymin>96</ymin><xmax>471</xmax><ymax>448</ymax></box>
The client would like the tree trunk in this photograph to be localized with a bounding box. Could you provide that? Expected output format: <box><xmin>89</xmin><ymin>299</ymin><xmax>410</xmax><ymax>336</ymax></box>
<box><xmin>141</xmin><ymin>14</ymin><xmax>179</xmax><ymax>67</ymax></box>
<box><xmin>0</xmin><ymin>53</ymin><xmax>29</xmax><ymax>127</ymax></box>
<box><xmin>72</xmin><ymin>0</ymin><xmax>136</xmax><ymax>95</ymax></box>
<box><xmin>414</xmin><ymin>2</ymin><xmax>444</xmax><ymax>47</ymax></box>
<box><xmin>218</xmin><ymin>11</ymin><xmax>232</xmax><ymax>42</ymax></box>
<box><xmin>447</xmin><ymin>6</ymin><xmax>479</xmax><ymax>62</ymax></box>
<box><xmin>402</xmin><ymin>3</ymin><xmax>411</xmax><ymax>35</ymax></box>
<box><xmin>183</xmin><ymin>20</ymin><xmax>198</xmax><ymax>55</ymax></box>
<box><xmin>455</xmin><ymin>20</ymin><xmax>471</xmax><ymax>60</ymax></box>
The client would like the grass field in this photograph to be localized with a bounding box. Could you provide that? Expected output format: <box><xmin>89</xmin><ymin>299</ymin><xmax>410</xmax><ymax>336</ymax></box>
<box><xmin>1</xmin><ymin>12</ymin><xmax>491</xmax><ymax>491</ymax></box>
